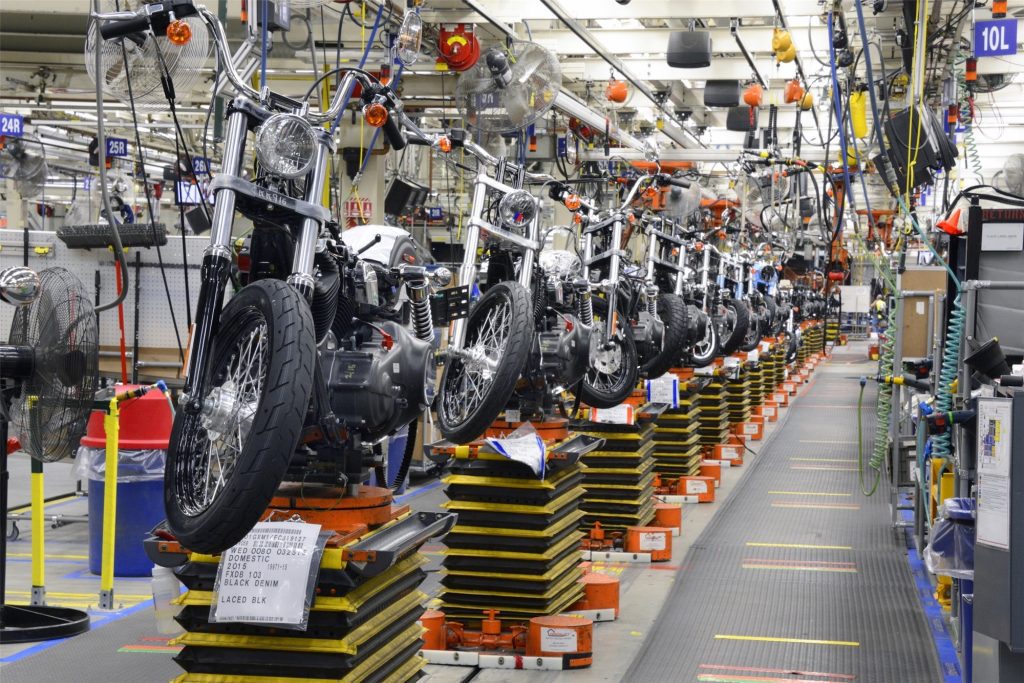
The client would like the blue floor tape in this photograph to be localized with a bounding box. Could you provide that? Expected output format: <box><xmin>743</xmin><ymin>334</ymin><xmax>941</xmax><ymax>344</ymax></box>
<box><xmin>0</xmin><ymin>599</ymin><xmax>155</xmax><ymax>664</ymax></box>
<box><xmin>901</xmin><ymin>508</ymin><xmax>962</xmax><ymax>683</ymax></box>
<box><xmin>393</xmin><ymin>477</ymin><xmax>442</xmax><ymax>505</ymax></box>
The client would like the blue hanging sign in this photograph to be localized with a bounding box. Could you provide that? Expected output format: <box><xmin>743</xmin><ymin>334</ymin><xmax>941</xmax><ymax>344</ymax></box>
<box><xmin>974</xmin><ymin>19</ymin><xmax>1018</xmax><ymax>58</ymax></box>
<box><xmin>106</xmin><ymin>137</ymin><xmax>129</xmax><ymax>157</ymax></box>
<box><xmin>192</xmin><ymin>157</ymin><xmax>211</xmax><ymax>176</ymax></box>
<box><xmin>0</xmin><ymin>112</ymin><xmax>24</xmax><ymax>137</ymax></box>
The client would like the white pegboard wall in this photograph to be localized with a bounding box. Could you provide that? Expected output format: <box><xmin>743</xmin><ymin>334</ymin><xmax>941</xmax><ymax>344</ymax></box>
<box><xmin>0</xmin><ymin>229</ymin><xmax>205</xmax><ymax>355</ymax></box>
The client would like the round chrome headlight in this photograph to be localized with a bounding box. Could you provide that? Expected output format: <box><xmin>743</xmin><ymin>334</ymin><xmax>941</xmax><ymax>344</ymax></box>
<box><xmin>498</xmin><ymin>190</ymin><xmax>537</xmax><ymax>231</ymax></box>
<box><xmin>539</xmin><ymin>250</ymin><xmax>582</xmax><ymax>278</ymax></box>
<box><xmin>255</xmin><ymin>114</ymin><xmax>317</xmax><ymax>179</ymax></box>
<box><xmin>396</xmin><ymin>11</ymin><xmax>423</xmax><ymax>66</ymax></box>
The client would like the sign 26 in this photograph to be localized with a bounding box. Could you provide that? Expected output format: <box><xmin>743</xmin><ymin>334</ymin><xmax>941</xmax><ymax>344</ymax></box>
<box><xmin>0</xmin><ymin>113</ymin><xmax>24</xmax><ymax>137</ymax></box>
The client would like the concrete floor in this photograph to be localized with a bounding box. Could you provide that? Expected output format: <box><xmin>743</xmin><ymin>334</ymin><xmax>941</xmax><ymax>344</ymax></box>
<box><xmin>0</xmin><ymin>360</ymin><xmax>813</xmax><ymax>681</ymax></box>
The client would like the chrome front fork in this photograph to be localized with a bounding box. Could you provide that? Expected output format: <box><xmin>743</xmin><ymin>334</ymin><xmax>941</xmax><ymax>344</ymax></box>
<box><xmin>287</xmin><ymin>143</ymin><xmax>329</xmax><ymax>299</ymax></box>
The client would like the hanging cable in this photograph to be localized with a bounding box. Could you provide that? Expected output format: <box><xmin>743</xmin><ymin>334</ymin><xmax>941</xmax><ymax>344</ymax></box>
<box><xmin>90</xmin><ymin>1</ymin><xmax>130</xmax><ymax>313</ymax></box>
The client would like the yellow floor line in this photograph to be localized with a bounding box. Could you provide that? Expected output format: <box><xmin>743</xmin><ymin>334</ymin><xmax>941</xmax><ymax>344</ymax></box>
<box><xmin>7</xmin><ymin>493</ymin><xmax>80</xmax><ymax>514</ymax></box>
<box><xmin>790</xmin><ymin>465</ymin><xmax>858</xmax><ymax>471</ymax></box>
<box><xmin>767</xmin><ymin>491</ymin><xmax>852</xmax><ymax>497</ymax></box>
<box><xmin>799</xmin><ymin>440</ymin><xmax>856</xmax><ymax>444</ymax></box>
<box><xmin>789</xmin><ymin>458</ymin><xmax>857</xmax><ymax>463</ymax></box>
<box><xmin>714</xmin><ymin>634</ymin><xmax>860</xmax><ymax>647</ymax></box>
<box><xmin>772</xmin><ymin>502</ymin><xmax>860</xmax><ymax>510</ymax></box>
<box><xmin>6</xmin><ymin>590</ymin><xmax>151</xmax><ymax>599</ymax></box>
<box><xmin>742</xmin><ymin>564</ymin><xmax>858</xmax><ymax>573</ymax></box>
<box><xmin>746</xmin><ymin>542</ymin><xmax>852</xmax><ymax>550</ymax></box>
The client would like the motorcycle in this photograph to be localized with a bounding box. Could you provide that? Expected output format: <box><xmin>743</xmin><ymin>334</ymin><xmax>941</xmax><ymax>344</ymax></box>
<box><xmin>401</xmin><ymin>129</ymin><xmax>629</xmax><ymax>443</ymax></box>
<box><xmin>95</xmin><ymin>1</ymin><xmax>443</xmax><ymax>554</ymax></box>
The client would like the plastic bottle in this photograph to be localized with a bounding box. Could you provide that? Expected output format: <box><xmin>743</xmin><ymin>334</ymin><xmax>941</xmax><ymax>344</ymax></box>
<box><xmin>151</xmin><ymin>565</ymin><xmax>183</xmax><ymax>634</ymax></box>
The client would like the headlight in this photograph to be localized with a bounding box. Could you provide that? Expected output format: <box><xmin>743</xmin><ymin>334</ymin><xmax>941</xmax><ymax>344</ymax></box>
<box><xmin>498</xmin><ymin>190</ymin><xmax>537</xmax><ymax>231</ymax></box>
<box><xmin>255</xmin><ymin>114</ymin><xmax>317</xmax><ymax>179</ymax></box>
<box><xmin>396</xmin><ymin>11</ymin><xmax>423</xmax><ymax>66</ymax></box>
<box><xmin>539</xmin><ymin>250</ymin><xmax>582</xmax><ymax>278</ymax></box>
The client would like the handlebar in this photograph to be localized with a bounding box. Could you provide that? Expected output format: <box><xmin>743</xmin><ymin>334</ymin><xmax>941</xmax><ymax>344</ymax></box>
<box><xmin>654</xmin><ymin>173</ymin><xmax>692</xmax><ymax>189</ymax></box>
<box><xmin>99</xmin><ymin>13</ymin><xmax>154</xmax><ymax>39</ymax></box>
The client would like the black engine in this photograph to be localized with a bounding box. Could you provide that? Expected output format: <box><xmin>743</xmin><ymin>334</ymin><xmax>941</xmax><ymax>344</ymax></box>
<box><xmin>322</xmin><ymin>319</ymin><xmax>435</xmax><ymax>443</ymax></box>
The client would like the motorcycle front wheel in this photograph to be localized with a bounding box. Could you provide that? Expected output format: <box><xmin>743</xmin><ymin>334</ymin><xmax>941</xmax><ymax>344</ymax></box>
<box><xmin>578</xmin><ymin>298</ymin><xmax>639</xmax><ymax>408</ymax></box>
<box><xmin>165</xmin><ymin>279</ymin><xmax>315</xmax><ymax>554</ymax></box>
<box><xmin>437</xmin><ymin>281</ymin><xmax>533</xmax><ymax>444</ymax></box>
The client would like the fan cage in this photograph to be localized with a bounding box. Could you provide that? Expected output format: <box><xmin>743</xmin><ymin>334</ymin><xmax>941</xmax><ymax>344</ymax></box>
<box><xmin>8</xmin><ymin>268</ymin><xmax>99</xmax><ymax>463</ymax></box>
<box><xmin>85</xmin><ymin>1</ymin><xmax>211</xmax><ymax>108</ymax></box>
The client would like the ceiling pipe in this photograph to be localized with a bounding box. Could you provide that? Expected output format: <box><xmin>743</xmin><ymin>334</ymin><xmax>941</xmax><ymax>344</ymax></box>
<box><xmin>731</xmin><ymin>20</ymin><xmax>766</xmax><ymax>88</ymax></box>
<box><xmin>459</xmin><ymin>0</ymin><xmax>697</xmax><ymax>152</ymax></box>
<box><xmin>531</xmin><ymin>0</ymin><xmax>705</xmax><ymax>149</ymax></box>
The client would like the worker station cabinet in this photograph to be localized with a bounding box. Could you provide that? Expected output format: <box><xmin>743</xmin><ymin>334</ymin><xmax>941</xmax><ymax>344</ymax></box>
<box><xmin>973</xmin><ymin>393</ymin><xmax>1024</xmax><ymax>681</ymax></box>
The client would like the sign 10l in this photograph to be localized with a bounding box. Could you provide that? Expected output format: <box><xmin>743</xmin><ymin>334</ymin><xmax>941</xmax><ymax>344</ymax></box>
<box><xmin>974</xmin><ymin>19</ymin><xmax>1018</xmax><ymax>58</ymax></box>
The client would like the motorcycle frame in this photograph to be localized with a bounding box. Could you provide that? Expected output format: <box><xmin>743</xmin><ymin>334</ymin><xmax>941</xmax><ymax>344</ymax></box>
<box><xmin>139</xmin><ymin>5</ymin><xmax>371</xmax><ymax>413</ymax></box>
<box><xmin>450</xmin><ymin>170</ymin><xmax>541</xmax><ymax>351</ymax></box>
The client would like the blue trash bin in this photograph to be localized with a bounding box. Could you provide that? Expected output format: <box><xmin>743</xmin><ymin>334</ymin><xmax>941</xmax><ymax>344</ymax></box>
<box><xmin>87</xmin><ymin>477</ymin><xmax>165</xmax><ymax>576</ymax></box>
<box><xmin>77</xmin><ymin>447</ymin><xmax>166</xmax><ymax>577</ymax></box>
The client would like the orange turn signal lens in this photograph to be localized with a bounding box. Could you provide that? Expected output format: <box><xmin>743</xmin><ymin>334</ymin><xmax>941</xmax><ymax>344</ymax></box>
<box><xmin>564</xmin><ymin>193</ymin><xmax>582</xmax><ymax>211</ymax></box>
<box><xmin>437</xmin><ymin>136</ymin><xmax>452</xmax><ymax>153</ymax></box>
<box><xmin>363</xmin><ymin>102</ymin><xmax>389</xmax><ymax>128</ymax></box>
<box><xmin>166</xmin><ymin>19</ymin><xmax>192</xmax><ymax>46</ymax></box>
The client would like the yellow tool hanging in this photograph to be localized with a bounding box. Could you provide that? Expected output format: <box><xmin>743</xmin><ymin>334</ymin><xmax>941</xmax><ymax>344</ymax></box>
<box><xmin>850</xmin><ymin>90</ymin><xmax>869</xmax><ymax>138</ymax></box>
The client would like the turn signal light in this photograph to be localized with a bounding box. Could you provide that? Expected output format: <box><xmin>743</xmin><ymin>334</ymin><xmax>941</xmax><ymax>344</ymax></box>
<box><xmin>363</xmin><ymin>102</ymin><xmax>389</xmax><ymax>128</ymax></box>
<box><xmin>166</xmin><ymin>19</ymin><xmax>192</xmax><ymax>46</ymax></box>
<box><xmin>438</xmin><ymin>136</ymin><xmax>452</xmax><ymax>153</ymax></box>
<box><xmin>564</xmin><ymin>193</ymin><xmax>582</xmax><ymax>211</ymax></box>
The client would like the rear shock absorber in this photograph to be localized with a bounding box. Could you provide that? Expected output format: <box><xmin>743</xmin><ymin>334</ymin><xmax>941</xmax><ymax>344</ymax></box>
<box><xmin>577</xmin><ymin>286</ymin><xmax>594</xmax><ymax>327</ymax></box>
<box><xmin>408</xmin><ymin>282</ymin><xmax>434</xmax><ymax>342</ymax></box>
<box><xmin>401</xmin><ymin>266</ymin><xmax>450</xmax><ymax>343</ymax></box>
<box><xmin>645</xmin><ymin>284</ymin><xmax>659</xmax><ymax>317</ymax></box>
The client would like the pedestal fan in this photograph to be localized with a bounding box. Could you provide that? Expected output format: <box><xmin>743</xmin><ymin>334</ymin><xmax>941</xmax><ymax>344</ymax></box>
<box><xmin>0</xmin><ymin>267</ymin><xmax>98</xmax><ymax>643</ymax></box>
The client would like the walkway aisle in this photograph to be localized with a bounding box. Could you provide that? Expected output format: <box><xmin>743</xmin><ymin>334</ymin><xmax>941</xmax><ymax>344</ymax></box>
<box><xmin>625</xmin><ymin>345</ymin><xmax>944</xmax><ymax>683</ymax></box>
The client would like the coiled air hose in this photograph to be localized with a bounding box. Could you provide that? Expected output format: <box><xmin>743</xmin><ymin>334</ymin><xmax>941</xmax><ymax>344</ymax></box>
<box><xmin>956</xmin><ymin>48</ymin><xmax>985</xmax><ymax>183</ymax></box>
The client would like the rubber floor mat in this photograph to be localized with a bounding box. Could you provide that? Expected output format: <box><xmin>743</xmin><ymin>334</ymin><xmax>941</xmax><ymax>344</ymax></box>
<box><xmin>625</xmin><ymin>355</ymin><xmax>945</xmax><ymax>683</ymax></box>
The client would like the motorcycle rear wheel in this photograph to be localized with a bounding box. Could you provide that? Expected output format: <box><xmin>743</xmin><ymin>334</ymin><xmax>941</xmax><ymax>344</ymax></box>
<box><xmin>165</xmin><ymin>279</ymin><xmax>315</xmax><ymax>554</ymax></box>
<box><xmin>641</xmin><ymin>293</ymin><xmax>689</xmax><ymax>379</ymax></box>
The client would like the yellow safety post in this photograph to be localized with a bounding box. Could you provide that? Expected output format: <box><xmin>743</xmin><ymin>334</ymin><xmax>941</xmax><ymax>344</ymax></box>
<box><xmin>98</xmin><ymin>396</ymin><xmax>119</xmax><ymax>610</ymax></box>
<box><xmin>30</xmin><ymin>458</ymin><xmax>45</xmax><ymax>606</ymax></box>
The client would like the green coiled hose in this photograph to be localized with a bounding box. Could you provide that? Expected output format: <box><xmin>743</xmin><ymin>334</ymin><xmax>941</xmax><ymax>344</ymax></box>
<box><xmin>956</xmin><ymin>48</ymin><xmax>985</xmax><ymax>183</ymax></box>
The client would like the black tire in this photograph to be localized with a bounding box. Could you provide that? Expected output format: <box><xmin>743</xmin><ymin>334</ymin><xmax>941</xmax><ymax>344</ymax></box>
<box><xmin>716</xmin><ymin>298</ymin><xmax>750</xmax><ymax>355</ymax></box>
<box><xmin>578</xmin><ymin>297</ymin><xmax>639</xmax><ymax>408</ymax></box>
<box><xmin>641</xmin><ymin>293</ymin><xmax>689</xmax><ymax>379</ymax></box>
<box><xmin>437</xmin><ymin>281</ymin><xmax>533</xmax><ymax>444</ymax></box>
<box><xmin>785</xmin><ymin>331</ymin><xmax>800</xmax><ymax>363</ymax></box>
<box><xmin>690</xmin><ymin>312</ymin><xmax>720</xmax><ymax>367</ymax></box>
<box><xmin>165</xmin><ymin>280</ymin><xmax>315</xmax><ymax>554</ymax></box>
<box><xmin>763</xmin><ymin>295</ymin><xmax>783</xmax><ymax>337</ymax></box>
<box><xmin>739</xmin><ymin>302</ymin><xmax>763</xmax><ymax>353</ymax></box>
